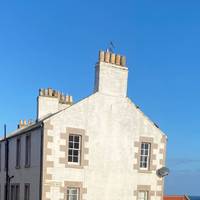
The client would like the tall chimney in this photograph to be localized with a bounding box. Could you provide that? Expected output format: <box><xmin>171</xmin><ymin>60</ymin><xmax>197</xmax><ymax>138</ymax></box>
<box><xmin>94</xmin><ymin>50</ymin><xmax>128</xmax><ymax>97</ymax></box>
<box><xmin>37</xmin><ymin>88</ymin><xmax>73</xmax><ymax>120</ymax></box>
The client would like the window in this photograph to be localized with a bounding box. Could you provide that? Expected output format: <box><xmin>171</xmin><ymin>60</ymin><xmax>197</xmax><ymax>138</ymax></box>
<box><xmin>4</xmin><ymin>184</ymin><xmax>7</xmax><ymax>200</ymax></box>
<box><xmin>24</xmin><ymin>184</ymin><xmax>30</xmax><ymax>200</ymax></box>
<box><xmin>10</xmin><ymin>184</ymin><xmax>20</xmax><ymax>200</ymax></box>
<box><xmin>10</xmin><ymin>185</ymin><xmax>15</xmax><ymax>200</ymax></box>
<box><xmin>138</xmin><ymin>191</ymin><xmax>148</xmax><ymax>200</ymax></box>
<box><xmin>140</xmin><ymin>143</ymin><xmax>151</xmax><ymax>169</ymax></box>
<box><xmin>68</xmin><ymin>135</ymin><xmax>81</xmax><ymax>164</ymax></box>
<box><xmin>16</xmin><ymin>138</ymin><xmax>21</xmax><ymax>168</ymax></box>
<box><xmin>25</xmin><ymin>135</ymin><xmax>31</xmax><ymax>167</ymax></box>
<box><xmin>4</xmin><ymin>142</ymin><xmax>8</xmax><ymax>170</ymax></box>
<box><xmin>67</xmin><ymin>187</ymin><xmax>79</xmax><ymax>200</ymax></box>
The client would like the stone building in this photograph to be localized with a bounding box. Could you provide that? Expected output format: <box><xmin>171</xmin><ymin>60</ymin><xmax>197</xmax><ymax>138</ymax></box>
<box><xmin>0</xmin><ymin>50</ymin><xmax>167</xmax><ymax>200</ymax></box>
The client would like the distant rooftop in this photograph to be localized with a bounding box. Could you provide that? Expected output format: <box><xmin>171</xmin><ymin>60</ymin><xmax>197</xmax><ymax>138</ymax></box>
<box><xmin>164</xmin><ymin>196</ymin><xmax>200</xmax><ymax>200</ymax></box>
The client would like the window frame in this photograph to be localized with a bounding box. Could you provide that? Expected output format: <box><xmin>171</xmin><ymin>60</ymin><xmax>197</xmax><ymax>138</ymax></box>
<box><xmin>139</xmin><ymin>142</ymin><xmax>151</xmax><ymax>170</ymax></box>
<box><xmin>4</xmin><ymin>142</ymin><xmax>8</xmax><ymax>171</ymax></box>
<box><xmin>24</xmin><ymin>183</ymin><xmax>30</xmax><ymax>200</ymax></box>
<box><xmin>68</xmin><ymin>134</ymin><xmax>82</xmax><ymax>165</ymax></box>
<box><xmin>25</xmin><ymin>134</ymin><xmax>31</xmax><ymax>168</ymax></box>
<box><xmin>67</xmin><ymin>187</ymin><xmax>80</xmax><ymax>200</ymax></box>
<box><xmin>138</xmin><ymin>190</ymin><xmax>149</xmax><ymax>200</ymax></box>
<box><xmin>10</xmin><ymin>184</ymin><xmax>20</xmax><ymax>200</ymax></box>
<box><xmin>16</xmin><ymin>137</ymin><xmax>21</xmax><ymax>169</ymax></box>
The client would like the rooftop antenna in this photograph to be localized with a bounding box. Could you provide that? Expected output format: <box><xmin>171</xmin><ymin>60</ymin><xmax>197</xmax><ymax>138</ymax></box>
<box><xmin>107</xmin><ymin>41</ymin><xmax>115</xmax><ymax>53</ymax></box>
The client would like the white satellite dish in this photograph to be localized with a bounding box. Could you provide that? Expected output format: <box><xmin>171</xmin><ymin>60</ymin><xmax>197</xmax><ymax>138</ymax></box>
<box><xmin>157</xmin><ymin>167</ymin><xmax>170</xmax><ymax>178</ymax></box>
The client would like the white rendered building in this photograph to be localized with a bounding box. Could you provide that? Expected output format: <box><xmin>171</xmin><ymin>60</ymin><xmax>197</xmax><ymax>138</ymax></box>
<box><xmin>0</xmin><ymin>50</ymin><xmax>167</xmax><ymax>200</ymax></box>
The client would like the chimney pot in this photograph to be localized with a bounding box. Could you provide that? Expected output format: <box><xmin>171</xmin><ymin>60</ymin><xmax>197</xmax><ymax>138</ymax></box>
<box><xmin>48</xmin><ymin>88</ymin><xmax>53</xmax><ymax>96</ymax></box>
<box><xmin>69</xmin><ymin>96</ymin><xmax>73</xmax><ymax>103</ymax></box>
<box><xmin>110</xmin><ymin>53</ymin><xmax>116</xmax><ymax>64</ymax></box>
<box><xmin>44</xmin><ymin>89</ymin><xmax>48</xmax><ymax>96</ymax></box>
<box><xmin>105</xmin><ymin>51</ymin><xmax>111</xmax><ymax>63</ymax></box>
<box><xmin>99</xmin><ymin>51</ymin><xmax>105</xmax><ymax>62</ymax></box>
<box><xmin>39</xmin><ymin>89</ymin><xmax>44</xmax><ymax>96</ymax></box>
<box><xmin>121</xmin><ymin>56</ymin><xmax>126</xmax><ymax>66</ymax></box>
<box><xmin>115</xmin><ymin>54</ymin><xmax>121</xmax><ymax>65</ymax></box>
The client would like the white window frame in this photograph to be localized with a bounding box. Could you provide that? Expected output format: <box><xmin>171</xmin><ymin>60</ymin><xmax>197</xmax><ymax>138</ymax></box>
<box><xmin>67</xmin><ymin>187</ymin><xmax>79</xmax><ymax>200</ymax></box>
<box><xmin>68</xmin><ymin>134</ymin><xmax>81</xmax><ymax>165</ymax></box>
<box><xmin>140</xmin><ymin>142</ymin><xmax>151</xmax><ymax>170</ymax></box>
<box><xmin>138</xmin><ymin>191</ymin><xmax>148</xmax><ymax>200</ymax></box>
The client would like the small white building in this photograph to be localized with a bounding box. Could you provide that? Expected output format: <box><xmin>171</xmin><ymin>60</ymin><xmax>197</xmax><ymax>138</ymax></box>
<box><xmin>0</xmin><ymin>50</ymin><xmax>167</xmax><ymax>200</ymax></box>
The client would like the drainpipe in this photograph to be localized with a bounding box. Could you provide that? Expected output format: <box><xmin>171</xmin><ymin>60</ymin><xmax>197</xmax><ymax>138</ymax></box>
<box><xmin>4</xmin><ymin>124</ymin><xmax>9</xmax><ymax>200</ymax></box>
<box><xmin>4</xmin><ymin>124</ymin><xmax>14</xmax><ymax>200</ymax></box>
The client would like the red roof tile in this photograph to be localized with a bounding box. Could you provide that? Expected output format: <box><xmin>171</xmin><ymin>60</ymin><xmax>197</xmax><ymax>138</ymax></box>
<box><xmin>164</xmin><ymin>196</ymin><xmax>189</xmax><ymax>200</ymax></box>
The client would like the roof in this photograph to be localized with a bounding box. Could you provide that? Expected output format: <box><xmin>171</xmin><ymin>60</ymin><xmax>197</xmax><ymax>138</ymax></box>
<box><xmin>0</xmin><ymin>112</ymin><xmax>58</xmax><ymax>141</ymax></box>
<box><xmin>164</xmin><ymin>196</ymin><xmax>189</xmax><ymax>200</ymax></box>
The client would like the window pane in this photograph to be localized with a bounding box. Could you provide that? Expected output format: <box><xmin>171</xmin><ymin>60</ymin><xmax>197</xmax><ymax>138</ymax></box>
<box><xmin>73</xmin><ymin>150</ymin><xmax>78</xmax><ymax>156</ymax></box>
<box><xmin>16</xmin><ymin>185</ymin><xmax>20</xmax><ymax>200</ymax></box>
<box><xmin>11</xmin><ymin>185</ymin><xmax>15</xmax><ymax>200</ymax></box>
<box><xmin>68</xmin><ymin>156</ymin><xmax>73</xmax><ymax>162</ymax></box>
<box><xmin>74</xmin><ymin>142</ymin><xmax>79</xmax><ymax>149</ymax></box>
<box><xmin>68</xmin><ymin>150</ymin><xmax>72</xmax><ymax>156</ymax></box>
<box><xmin>74</xmin><ymin>136</ymin><xmax>79</xmax><ymax>142</ymax></box>
<box><xmin>69</xmin><ymin>136</ymin><xmax>73</xmax><ymax>141</ymax></box>
<box><xmin>73</xmin><ymin>156</ymin><xmax>78</xmax><ymax>163</ymax></box>
<box><xmin>24</xmin><ymin>184</ymin><xmax>30</xmax><ymax>200</ymax></box>
<box><xmin>69</xmin><ymin>142</ymin><xmax>73</xmax><ymax>148</ymax></box>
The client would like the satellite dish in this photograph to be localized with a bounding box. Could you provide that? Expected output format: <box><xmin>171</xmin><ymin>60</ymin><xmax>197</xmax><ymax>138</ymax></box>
<box><xmin>156</xmin><ymin>167</ymin><xmax>170</xmax><ymax>178</ymax></box>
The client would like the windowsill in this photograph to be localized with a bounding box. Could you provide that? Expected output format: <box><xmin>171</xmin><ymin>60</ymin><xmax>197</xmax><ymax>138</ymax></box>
<box><xmin>138</xmin><ymin>169</ymin><xmax>152</xmax><ymax>173</ymax></box>
<box><xmin>24</xmin><ymin>164</ymin><xmax>31</xmax><ymax>168</ymax></box>
<box><xmin>15</xmin><ymin>166</ymin><xmax>21</xmax><ymax>169</ymax></box>
<box><xmin>67</xmin><ymin>162</ymin><xmax>83</xmax><ymax>169</ymax></box>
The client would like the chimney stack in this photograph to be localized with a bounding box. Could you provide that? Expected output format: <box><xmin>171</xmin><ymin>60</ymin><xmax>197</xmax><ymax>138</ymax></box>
<box><xmin>37</xmin><ymin>88</ymin><xmax>73</xmax><ymax>120</ymax></box>
<box><xmin>94</xmin><ymin>50</ymin><xmax>128</xmax><ymax>97</ymax></box>
<box><xmin>18</xmin><ymin>119</ymin><xmax>33</xmax><ymax>129</ymax></box>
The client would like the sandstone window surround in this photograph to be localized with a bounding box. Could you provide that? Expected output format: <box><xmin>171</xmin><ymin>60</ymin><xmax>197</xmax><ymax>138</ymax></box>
<box><xmin>60</xmin><ymin>181</ymin><xmax>87</xmax><ymax>200</ymax></box>
<box><xmin>134</xmin><ymin>185</ymin><xmax>151</xmax><ymax>200</ymax></box>
<box><xmin>134</xmin><ymin>137</ymin><xmax>157</xmax><ymax>173</ymax></box>
<box><xmin>60</xmin><ymin>127</ymin><xmax>89</xmax><ymax>169</ymax></box>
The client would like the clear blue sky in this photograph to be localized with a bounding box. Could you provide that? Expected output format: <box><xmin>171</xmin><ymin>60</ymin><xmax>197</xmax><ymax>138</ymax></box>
<box><xmin>0</xmin><ymin>0</ymin><xmax>200</xmax><ymax>195</ymax></box>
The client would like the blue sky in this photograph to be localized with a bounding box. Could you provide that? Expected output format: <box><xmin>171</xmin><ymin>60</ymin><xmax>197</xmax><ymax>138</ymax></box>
<box><xmin>0</xmin><ymin>0</ymin><xmax>200</xmax><ymax>195</ymax></box>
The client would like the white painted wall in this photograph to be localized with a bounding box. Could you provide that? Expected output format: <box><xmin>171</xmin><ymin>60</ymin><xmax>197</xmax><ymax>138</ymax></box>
<box><xmin>0</xmin><ymin>128</ymin><xmax>42</xmax><ymax>200</ymax></box>
<box><xmin>43</xmin><ymin>92</ymin><xmax>166</xmax><ymax>200</ymax></box>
